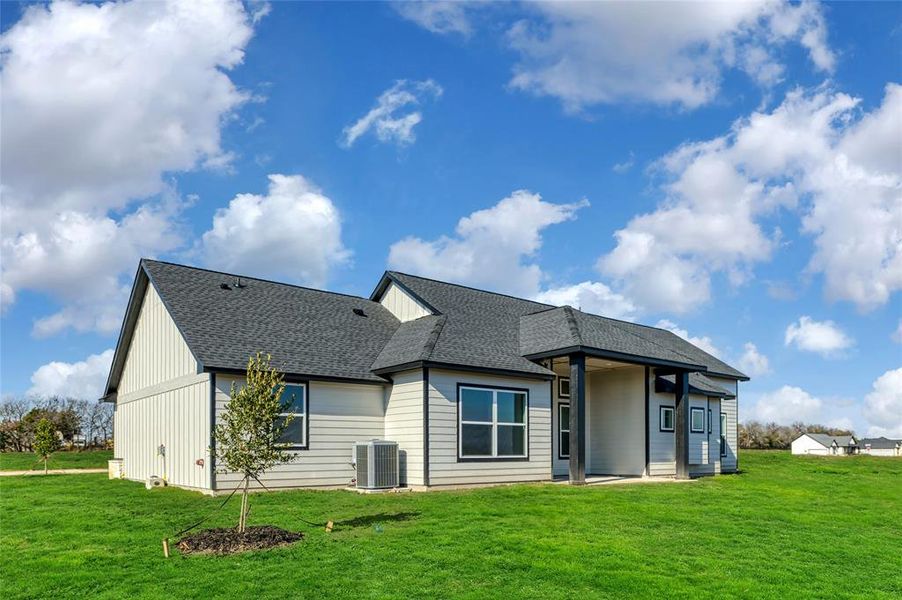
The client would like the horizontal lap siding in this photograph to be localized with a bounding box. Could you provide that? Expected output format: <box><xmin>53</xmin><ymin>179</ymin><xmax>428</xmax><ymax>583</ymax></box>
<box><xmin>118</xmin><ymin>285</ymin><xmax>196</xmax><ymax>396</ymax></box>
<box><xmin>587</xmin><ymin>367</ymin><xmax>645</xmax><ymax>476</ymax></box>
<box><xmin>114</xmin><ymin>377</ymin><xmax>210</xmax><ymax>489</ymax></box>
<box><xmin>648</xmin><ymin>372</ymin><xmax>676</xmax><ymax>476</ymax></box>
<box><xmin>427</xmin><ymin>369</ymin><xmax>551</xmax><ymax>486</ymax></box>
<box><xmin>214</xmin><ymin>376</ymin><xmax>385</xmax><ymax>490</ymax></box>
<box><xmin>384</xmin><ymin>370</ymin><xmax>424</xmax><ymax>486</ymax></box>
<box><xmin>709</xmin><ymin>376</ymin><xmax>739</xmax><ymax>472</ymax></box>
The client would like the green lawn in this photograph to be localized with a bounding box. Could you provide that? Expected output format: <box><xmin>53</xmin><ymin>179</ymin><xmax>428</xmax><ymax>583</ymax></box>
<box><xmin>0</xmin><ymin>449</ymin><xmax>113</xmax><ymax>471</ymax></box>
<box><xmin>0</xmin><ymin>450</ymin><xmax>113</xmax><ymax>471</ymax></box>
<box><xmin>2</xmin><ymin>451</ymin><xmax>900</xmax><ymax>599</ymax></box>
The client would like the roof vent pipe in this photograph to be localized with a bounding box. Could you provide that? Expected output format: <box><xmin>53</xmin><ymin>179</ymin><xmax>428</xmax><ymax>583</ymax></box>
<box><xmin>220</xmin><ymin>283</ymin><xmax>231</xmax><ymax>290</ymax></box>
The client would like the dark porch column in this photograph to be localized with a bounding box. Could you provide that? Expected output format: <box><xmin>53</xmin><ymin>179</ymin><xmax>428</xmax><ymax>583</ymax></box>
<box><xmin>674</xmin><ymin>370</ymin><xmax>690</xmax><ymax>479</ymax></box>
<box><xmin>569</xmin><ymin>353</ymin><xmax>586</xmax><ymax>484</ymax></box>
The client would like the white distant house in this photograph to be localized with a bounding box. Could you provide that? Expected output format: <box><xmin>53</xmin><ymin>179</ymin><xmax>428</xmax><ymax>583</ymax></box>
<box><xmin>101</xmin><ymin>259</ymin><xmax>748</xmax><ymax>492</ymax></box>
<box><xmin>859</xmin><ymin>437</ymin><xmax>902</xmax><ymax>457</ymax></box>
<box><xmin>791</xmin><ymin>433</ymin><xmax>858</xmax><ymax>456</ymax></box>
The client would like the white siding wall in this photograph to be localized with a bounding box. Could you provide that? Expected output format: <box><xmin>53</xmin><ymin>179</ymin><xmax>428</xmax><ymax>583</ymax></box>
<box><xmin>119</xmin><ymin>285</ymin><xmax>196</xmax><ymax>396</ymax></box>
<box><xmin>791</xmin><ymin>435</ymin><xmax>830</xmax><ymax>455</ymax></box>
<box><xmin>648</xmin><ymin>372</ymin><xmax>676</xmax><ymax>476</ymax></box>
<box><xmin>214</xmin><ymin>376</ymin><xmax>385</xmax><ymax>490</ymax></box>
<box><xmin>114</xmin><ymin>374</ymin><xmax>211</xmax><ymax>490</ymax></box>
<box><xmin>427</xmin><ymin>369</ymin><xmax>552</xmax><ymax>486</ymax></box>
<box><xmin>384</xmin><ymin>370</ymin><xmax>425</xmax><ymax>486</ymax></box>
<box><xmin>711</xmin><ymin>376</ymin><xmax>739</xmax><ymax>472</ymax></box>
<box><xmin>378</xmin><ymin>282</ymin><xmax>432</xmax><ymax>322</ymax></box>
<box><xmin>587</xmin><ymin>367</ymin><xmax>646</xmax><ymax>476</ymax></box>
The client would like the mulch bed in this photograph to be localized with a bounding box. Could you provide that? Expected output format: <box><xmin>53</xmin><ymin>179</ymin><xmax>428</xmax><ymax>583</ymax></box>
<box><xmin>177</xmin><ymin>526</ymin><xmax>303</xmax><ymax>555</ymax></box>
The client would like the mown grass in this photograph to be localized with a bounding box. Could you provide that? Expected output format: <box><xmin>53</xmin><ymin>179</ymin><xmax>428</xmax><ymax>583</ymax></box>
<box><xmin>0</xmin><ymin>449</ymin><xmax>112</xmax><ymax>471</ymax></box>
<box><xmin>1</xmin><ymin>451</ymin><xmax>900</xmax><ymax>599</ymax></box>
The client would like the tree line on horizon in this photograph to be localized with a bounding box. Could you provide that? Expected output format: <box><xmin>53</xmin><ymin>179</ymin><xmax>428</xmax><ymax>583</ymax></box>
<box><xmin>0</xmin><ymin>396</ymin><xmax>113</xmax><ymax>452</ymax></box>
<box><xmin>739</xmin><ymin>420</ymin><xmax>854</xmax><ymax>450</ymax></box>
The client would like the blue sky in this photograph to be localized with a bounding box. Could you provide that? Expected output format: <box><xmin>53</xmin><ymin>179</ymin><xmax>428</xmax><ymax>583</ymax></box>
<box><xmin>1</xmin><ymin>1</ymin><xmax>900</xmax><ymax>436</ymax></box>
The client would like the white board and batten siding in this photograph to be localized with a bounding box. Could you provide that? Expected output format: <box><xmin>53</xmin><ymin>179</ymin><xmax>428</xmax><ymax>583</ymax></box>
<box><xmin>384</xmin><ymin>369</ymin><xmax>425</xmax><ymax>486</ymax></box>
<box><xmin>378</xmin><ymin>282</ymin><xmax>432</xmax><ymax>322</ymax></box>
<box><xmin>114</xmin><ymin>284</ymin><xmax>211</xmax><ymax>490</ymax></box>
<box><xmin>213</xmin><ymin>375</ymin><xmax>385</xmax><ymax>490</ymax></box>
<box><xmin>426</xmin><ymin>369</ymin><xmax>552</xmax><ymax>486</ymax></box>
<box><xmin>587</xmin><ymin>367</ymin><xmax>646</xmax><ymax>476</ymax></box>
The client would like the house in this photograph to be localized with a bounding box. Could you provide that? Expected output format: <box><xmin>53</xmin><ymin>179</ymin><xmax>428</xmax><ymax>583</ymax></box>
<box><xmin>791</xmin><ymin>433</ymin><xmax>858</xmax><ymax>456</ymax></box>
<box><xmin>859</xmin><ymin>437</ymin><xmax>902</xmax><ymax>457</ymax></box>
<box><xmin>102</xmin><ymin>259</ymin><xmax>748</xmax><ymax>492</ymax></box>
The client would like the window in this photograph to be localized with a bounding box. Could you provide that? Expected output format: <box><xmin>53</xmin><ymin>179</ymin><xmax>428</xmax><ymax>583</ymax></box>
<box><xmin>720</xmin><ymin>412</ymin><xmax>727</xmax><ymax>457</ymax></box>
<box><xmin>275</xmin><ymin>384</ymin><xmax>306</xmax><ymax>448</ymax></box>
<box><xmin>459</xmin><ymin>386</ymin><xmax>528</xmax><ymax>459</ymax></box>
<box><xmin>558</xmin><ymin>377</ymin><xmax>571</xmax><ymax>399</ymax></box>
<box><xmin>690</xmin><ymin>407</ymin><xmax>705</xmax><ymax>433</ymax></box>
<box><xmin>659</xmin><ymin>406</ymin><xmax>674</xmax><ymax>432</ymax></box>
<box><xmin>708</xmin><ymin>409</ymin><xmax>713</xmax><ymax>434</ymax></box>
<box><xmin>558</xmin><ymin>403</ymin><xmax>570</xmax><ymax>459</ymax></box>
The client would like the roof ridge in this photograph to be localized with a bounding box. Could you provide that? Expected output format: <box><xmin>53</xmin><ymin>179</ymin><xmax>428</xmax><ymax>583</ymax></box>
<box><xmin>388</xmin><ymin>270</ymin><xmax>553</xmax><ymax>308</ymax></box>
<box><xmin>419</xmin><ymin>315</ymin><xmax>447</xmax><ymax>361</ymax></box>
<box><xmin>562</xmin><ymin>306</ymin><xmax>583</xmax><ymax>346</ymax></box>
<box><xmin>142</xmin><ymin>258</ymin><xmax>376</xmax><ymax>304</ymax></box>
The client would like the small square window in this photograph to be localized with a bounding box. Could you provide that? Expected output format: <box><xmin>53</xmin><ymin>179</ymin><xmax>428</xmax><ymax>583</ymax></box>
<box><xmin>558</xmin><ymin>377</ymin><xmax>571</xmax><ymax>399</ymax></box>
<box><xmin>659</xmin><ymin>406</ymin><xmax>674</xmax><ymax>432</ymax></box>
<box><xmin>690</xmin><ymin>407</ymin><xmax>705</xmax><ymax>433</ymax></box>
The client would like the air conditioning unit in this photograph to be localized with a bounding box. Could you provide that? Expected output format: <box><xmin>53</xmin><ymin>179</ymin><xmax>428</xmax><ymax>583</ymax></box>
<box><xmin>352</xmin><ymin>440</ymin><xmax>399</xmax><ymax>490</ymax></box>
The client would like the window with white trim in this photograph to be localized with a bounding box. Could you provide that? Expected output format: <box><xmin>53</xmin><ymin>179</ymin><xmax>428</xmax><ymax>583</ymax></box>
<box><xmin>690</xmin><ymin>407</ymin><xmax>705</xmax><ymax>433</ymax></box>
<box><xmin>659</xmin><ymin>406</ymin><xmax>674</xmax><ymax>432</ymax></box>
<box><xmin>459</xmin><ymin>386</ymin><xmax>527</xmax><ymax>458</ymax></box>
<box><xmin>558</xmin><ymin>377</ymin><xmax>571</xmax><ymax>399</ymax></box>
<box><xmin>558</xmin><ymin>403</ymin><xmax>570</xmax><ymax>459</ymax></box>
<box><xmin>275</xmin><ymin>384</ymin><xmax>306</xmax><ymax>447</ymax></box>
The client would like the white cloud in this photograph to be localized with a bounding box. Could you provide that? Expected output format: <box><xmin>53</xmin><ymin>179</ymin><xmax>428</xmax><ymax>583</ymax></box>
<box><xmin>0</xmin><ymin>0</ymin><xmax>257</xmax><ymax>334</ymax></box>
<box><xmin>201</xmin><ymin>175</ymin><xmax>350</xmax><ymax>288</ymax></box>
<box><xmin>27</xmin><ymin>349</ymin><xmax>114</xmax><ymax>400</ymax></box>
<box><xmin>736</xmin><ymin>342</ymin><xmax>771</xmax><ymax>377</ymax></box>
<box><xmin>340</xmin><ymin>79</ymin><xmax>443</xmax><ymax>148</ymax></box>
<box><xmin>506</xmin><ymin>1</ymin><xmax>833</xmax><ymax>112</ymax></box>
<box><xmin>388</xmin><ymin>190</ymin><xmax>588</xmax><ymax>297</ymax></box>
<box><xmin>784</xmin><ymin>316</ymin><xmax>853</xmax><ymax>357</ymax></box>
<box><xmin>746</xmin><ymin>385</ymin><xmax>823</xmax><ymax>424</ymax></box>
<box><xmin>612</xmin><ymin>152</ymin><xmax>636</xmax><ymax>174</ymax></box>
<box><xmin>892</xmin><ymin>320</ymin><xmax>902</xmax><ymax>344</ymax></box>
<box><xmin>393</xmin><ymin>1</ymin><xmax>473</xmax><ymax>37</ymax></box>
<box><xmin>863</xmin><ymin>368</ymin><xmax>902</xmax><ymax>438</ymax></box>
<box><xmin>598</xmin><ymin>84</ymin><xmax>902</xmax><ymax>314</ymax></box>
<box><xmin>534</xmin><ymin>281</ymin><xmax>637</xmax><ymax>321</ymax></box>
<box><xmin>655</xmin><ymin>319</ymin><xmax>721</xmax><ymax>358</ymax></box>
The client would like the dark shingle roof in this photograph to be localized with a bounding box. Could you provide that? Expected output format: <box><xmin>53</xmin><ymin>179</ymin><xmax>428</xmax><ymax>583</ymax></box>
<box><xmin>105</xmin><ymin>262</ymin><xmax>749</xmax><ymax>397</ymax></box>
<box><xmin>136</xmin><ymin>260</ymin><xmax>399</xmax><ymax>384</ymax></box>
<box><xmin>520</xmin><ymin>305</ymin><xmax>747</xmax><ymax>378</ymax></box>
<box><xmin>374</xmin><ymin>272</ymin><xmax>556</xmax><ymax>377</ymax></box>
<box><xmin>805</xmin><ymin>433</ymin><xmax>857</xmax><ymax>447</ymax></box>
<box><xmin>656</xmin><ymin>373</ymin><xmax>736</xmax><ymax>398</ymax></box>
<box><xmin>860</xmin><ymin>437</ymin><xmax>901</xmax><ymax>449</ymax></box>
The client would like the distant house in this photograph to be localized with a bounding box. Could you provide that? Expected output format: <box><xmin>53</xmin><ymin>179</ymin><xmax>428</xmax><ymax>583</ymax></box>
<box><xmin>791</xmin><ymin>433</ymin><xmax>858</xmax><ymax>456</ymax></box>
<box><xmin>859</xmin><ymin>437</ymin><xmax>902</xmax><ymax>457</ymax></box>
<box><xmin>101</xmin><ymin>259</ymin><xmax>748</xmax><ymax>492</ymax></box>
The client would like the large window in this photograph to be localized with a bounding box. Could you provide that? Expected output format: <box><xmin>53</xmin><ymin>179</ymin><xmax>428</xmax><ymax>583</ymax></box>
<box><xmin>558</xmin><ymin>403</ymin><xmax>570</xmax><ymax>459</ymax></box>
<box><xmin>659</xmin><ymin>406</ymin><xmax>674</xmax><ymax>432</ymax></box>
<box><xmin>720</xmin><ymin>412</ymin><xmax>727</xmax><ymax>457</ymax></box>
<box><xmin>275</xmin><ymin>384</ymin><xmax>307</xmax><ymax>448</ymax></box>
<box><xmin>690</xmin><ymin>407</ymin><xmax>705</xmax><ymax>433</ymax></box>
<box><xmin>459</xmin><ymin>386</ymin><xmax>528</xmax><ymax>459</ymax></box>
